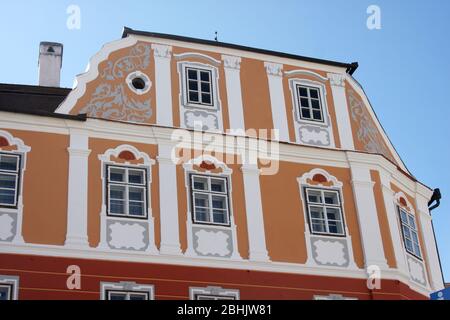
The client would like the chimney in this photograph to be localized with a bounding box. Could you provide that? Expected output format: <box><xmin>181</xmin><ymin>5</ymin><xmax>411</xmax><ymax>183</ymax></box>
<box><xmin>38</xmin><ymin>42</ymin><xmax>63</xmax><ymax>87</ymax></box>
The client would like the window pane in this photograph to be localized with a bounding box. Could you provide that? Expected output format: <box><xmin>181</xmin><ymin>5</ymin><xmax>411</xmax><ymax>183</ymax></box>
<box><xmin>194</xmin><ymin>193</ymin><xmax>209</xmax><ymax>207</ymax></box>
<box><xmin>301</xmin><ymin>108</ymin><xmax>311</xmax><ymax>119</ymax></box>
<box><xmin>129</xmin><ymin>187</ymin><xmax>144</xmax><ymax>201</ymax></box>
<box><xmin>109</xmin><ymin>292</ymin><xmax>127</xmax><ymax>300</ymax></box>
<box><xmin>193</xmin><ymin>177</ymin><xmax>208</xmax><ymax>191</ymax></box>
<box><xmin>400</xmin><ymin>210</ymin><xmax>408</xmax><ymax>223</ymax></box>
<box><xmin>311</xmin><ymin>220</ymin><xmax>327</xmax><ymax>233</ymax></box>
<box><xmin>110</xmin><ymin>200</ymin><xmax>125</xmax><ymax>214</ymax></box>
<box><xmin>110</xmin><ymin>185</ymin><xmax>125</xmax><ymax>199</ymax></box>
<box><xmin>200</xmin><ymin>71</ymin><xmax>210</xmax><ymax>82</ymax></box>
<box><xmin>0</xmin><ymin>156</ymin><xmax>18</xmax><ymax>171</ymax></box>
<box><xmin>326</xmin><ymin>207</ymin><xmax>341</xmax><ymax>221</ymax></box>
<box><xmin>324</xmin><ymin>192</ymin><xmax>339</xmax><ymax>205</ymax></box>
<box><xmin>0</xmin><ymin>189</ymin><xmax>15</xmax><ymax>205</ymax></box>
<box><xmin>211</xmin><ymin>179</ymin><xmax>225</xmax><ymax>193</ymax></box>
<box><xmin>202</xmin><ymin>93</ymin><xmax>212</xmax><ymax>105</ymax></box>
<box><xmin>189</xmin><ymin>80</ymin><xmax>198</xmax><ymax>91</ymax></box>
<box><xmin>110</xmin><ymin>168</ymin><xmax>125</xmax><ymax>182</ymax></box>
<box><xmin>129</xmin><ymin>293</ymin><xmax>148</xmax><ymax>301</ymax></box>
<box><xmin>309</xmin><ymin>206</ymin><xmax>324</xmax><ymax>219</ymax></box>
<box><xmin>129</xmin><ymin>202</ymin><xmax>144</xmax><ymax>216</ymax></box>
<box><xmin>405</xmin><ymin>239</ymin><xmax>413</xmax><ymax>252</ymax></box>
<box><xmin>402</xmin><ymin>225</ymin><xmax>411</xmax><ymax>239</ymax></box>
<box><xmin>408</xmin><ymin>215</ymin><xmax>416</xmax><ymax>229</ymax></box>
<box><xmin>298</xmin><ymin>87</ymin><xmax>308</xmax><ymax>97</ymax></box>
<box><xmin>0</xmin><ymin>286</ymin><xmax>10</xmax><ymax>300</ymax></box>
<box><xmin>212</xmin><ymin>195</ymin><xmax>226</xmax><ymax>209</ymax></box>
<box><xmin>309</xmin><ymin>89</ymin><xmax>319</xmax><ymax>99</ymax></box>
<box><xmin>300</xmin><ymin>98</ymin><xmax>309</xmax><ymax>108</ymax></box>
<box><xmin>414</xmin><ymin>244</ymin><xmax>421</xmax><ymax>257</ymax></box>
<box><xmin>0</xmin><ymin>174</ymin><xmax>16</xmax><ymax>189</ymax></box>
<box><xmin>195</xmin><ymin>207</ymin><xmax>209</xmax><ymax>222</ymax></box>
<box><xmin>411</xmin><ymin>231</ymin><xmax>419</xmax><ymax>244</ymax></box>
<box><xmin>213</xmin><ymin>209</ymin><xmax>228</xmax><ymax>224</ymax></box>
<box><xmin>328</xmin><ymin>220</ymin><xmax>343</xmax><ymax>234</ymax></box>
<box><xmin>188</xmin><ymin>69</ymin><xmax>197</xmax><ymax>80</ymax></box>
<box><xmin>313</xmin><ymin>110</ymin><xmax>322</xmax><ymax>121</ymax></box>
<box><xmin>311</xmin><ymin>99</ymin><xmax>321</xmax><ymax>109</ymax></box>
<box><xmin>129</xmin><ymin>170</ymin><xmax>144</xmax><ymax>184</ymax></box>
<box><xmin>307</xmin><ymin>190</ymin><xmax>322</xmax><ymax>203</ymax></box>
<box><xmin>189</xmin><ymin>91</ymin><xmax>199</xmax><ymax>102</ymax></box>
<box><xmin>201</xmin><ymin>82</ymin><xmax>210</xmax><ymax>93</ymax></box>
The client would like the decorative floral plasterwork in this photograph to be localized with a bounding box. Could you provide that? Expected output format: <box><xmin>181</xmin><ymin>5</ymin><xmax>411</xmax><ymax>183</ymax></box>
<box><xmin>80</xmin><ymin>43</ymin><xmax>153</xmax><ymax>123</ymax></box>
<box><xmin>347</xmin><ymin>89</ymin><xmax>395</xmax><ymax>162</ymax></box>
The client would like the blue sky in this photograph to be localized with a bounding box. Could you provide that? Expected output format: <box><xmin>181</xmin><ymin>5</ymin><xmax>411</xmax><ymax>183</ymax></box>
<box><xmin>0</xmin><ymin>1</ymin><xmax>449</xmax><ymax>282</ymax></box>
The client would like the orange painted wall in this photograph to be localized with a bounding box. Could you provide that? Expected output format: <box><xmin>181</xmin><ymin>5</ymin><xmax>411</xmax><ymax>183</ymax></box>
<box><xmin>259</xmin><ymin>162</ymin><xmax>364</xmax><ymax>267</ymax></box>
<box><xmin>5</xmin><ymin>129</ymin><xmax>69</xmax><ymax>245</ymax></box>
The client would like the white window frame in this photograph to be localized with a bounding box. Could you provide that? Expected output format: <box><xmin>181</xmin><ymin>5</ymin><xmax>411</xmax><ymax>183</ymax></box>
<box><xmin>0</xmin><ymin>153</ymin><xmax>21</xmax><ymax>208</ymax></box>
<box><xmin>398</xmin><ymin>206</ymin><xmax>422</xmax><ymax>259</ymax></box>
<box><xmin>190</xmin><ymin>174</ymin><xmax>230</xmax><ymax>227</ymax></box>
<box><xmin>106</xmin><ymin>290</ymin><xmax>150</xmax><ymax>300</ymax></box>
<box><xmin>185</xmin><ymin>67</ymin><xmax>214</xmax><ymax>107</ymax></box>
<box><xmin>0</xmin><ymin>275</ymin><xmax>19</xmax><ymax>300</ymax></box>
<box><xmin>190</xmin><ymin>286</ymin><xmax>239</xmax><ymax>300</ymax></box>
<box><xmin>296</xmin><ymin>84</ymin><xmax>325</xmax><ymax>123</ymax></box>
<box><xmin>106</xmin><ymin>165</ymin><xmax>148</xmax><ymax>219</ymax></box>
<box><xmin>304</xmin><ymin>188</ymin><xmax>346</xmax><ymax>237</ymax></box>
<box><xmin>101</xmin><ymin>282</ymin><xmax>154</xmax><ymax>300</ymax></box>
<box><xmin>179</xmin><ymin>62</ymin><xmax>220</xmax><ymax>111</ymax></box>
<box><xmin>314</xmin><ymin>294</ymin><xmax>358</xmax><ymax>300</ymax></box>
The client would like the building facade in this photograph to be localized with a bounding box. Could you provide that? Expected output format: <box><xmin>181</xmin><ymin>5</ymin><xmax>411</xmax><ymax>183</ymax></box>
<box><xmin>0</xmin><ymin>28</ymin><xmax>444</xmax><ymax>300</ymax></box>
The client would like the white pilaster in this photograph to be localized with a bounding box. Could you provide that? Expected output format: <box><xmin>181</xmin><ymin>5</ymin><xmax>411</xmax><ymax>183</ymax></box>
<box><xmin>348</xmin><ymin>155</ymin><xmax>388</xmax><ymax>269</ymax></box>
<box><xmin>264</xmin><ymin>62</ymin><xmax>289</xmax><ymax>142</ymax></box>
<box><xmin>157</xmin><ymin>143</ymin><xmax>182</xmax><ymax>255</ymax></box>
<box><xmin>379</xmin><ymin>168</ymin><xmax>409</xmax><ymax>276</ymax></box>
<box><xmin>222</xmin><ymin>55</ymin><xmax>246</xmax><ymax>131</ymax></box>
<box><xmin>328</xmin><ymin>73</ymin><xmax>354</xmax><ymax>150</ymax></box>
<box><xmin>415</xmin><ymin>186</ymin><xmax>445</xmax><ymax>291</ymax></box>
<box><xmin>241</xmin><ymin>164</ymin><xmax>270</xmax><ymax>262</ymax></box>
<box><xmin>152</xmin><ymin>44</ymin><xmax>173</xmax><ymax>127</ymax></box>
<box><xmin>65</xmin><ymin>132</ymin><xmax>91</xmax><ymax>248</ymax></box>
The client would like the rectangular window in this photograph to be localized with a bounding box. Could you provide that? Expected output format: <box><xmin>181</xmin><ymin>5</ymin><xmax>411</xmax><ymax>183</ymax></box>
<box><xmin>186</xmin><ymin>67</ymin><xmax>213</xmax><ymax>107</ymax></box>
<box><xmin>297</xmin><ymin>85</ymin><xmax>324</xmax><ymax>122</ymax></box>
<box><xmin>106</xmin><ymin>166</ymin><xmax>147</xmax><ymax>219</ymax></box>
<box><xmin>106</xmin><ymin>290</ymin><xmax>150</xmax><ymax>300</ymax></box>
<box><xmin>0</xmin><ymin>153</ymin><xmax>20</xmax><ymax>208</ymax></box>
<box><xmin>305</xmin><ymin>188</ymin><xmax>345</xmax><ymax>236</ymax></box>
<box><xmin>0</xmin><ymin>284</ymin><xmax>12</xmax><ymax>300</ymax></box>
<box><xmin>195</xmin><ymin>294</ymin><xmax>236</xmax><ymax>300</ymax></box>
<box><xmin>190</xmin><ymin>175</ymin><xmax>230</xmax><ymax>226</ymax></box>
<box><xmin>398</xmin><ymin>208</ymin><xmax>422</xmax><ymax>259</ymax></box>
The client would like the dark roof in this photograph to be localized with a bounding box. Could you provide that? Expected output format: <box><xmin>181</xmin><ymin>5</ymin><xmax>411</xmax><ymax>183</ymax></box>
<box><xmin>122</xmin><ymin>27</ymin><xmax>359</xmax><ymax>75</ymax></box>
<box><xmin>0</xmin><ymin>83</ymin><xmax>85</xmax><ymax>121</ymax></box>
<box><xmin>0</xmin><ymin>83</ymin><xmax>71</xmax><ymax>113</ymax></box>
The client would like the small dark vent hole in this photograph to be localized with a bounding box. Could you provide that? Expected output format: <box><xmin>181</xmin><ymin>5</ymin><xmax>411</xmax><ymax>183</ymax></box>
<box><xmin>131</xmin><ymin>77</ymin><xmax>146</xmax><ymax>90</ymax></box>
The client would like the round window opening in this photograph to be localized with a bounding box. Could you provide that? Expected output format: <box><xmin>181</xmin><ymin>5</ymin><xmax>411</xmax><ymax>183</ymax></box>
<box><xmin>126</xmin><ymin>71</ymin><xmax>152</xmax><ymax>95</ymax></box>
<box><xmin>132</xmin><ymin>77</ymin><xmax>146</xmax><ymax>91</ymax></box>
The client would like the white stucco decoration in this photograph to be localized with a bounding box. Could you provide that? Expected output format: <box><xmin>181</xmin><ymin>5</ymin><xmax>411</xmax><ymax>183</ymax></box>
<box><xmin>0</xmin><ymin>214</ymin><xmax>14</xmax><ymax>241</ymax></box>
<box><xmin>109</xmin><ymin>222</ymin><xmax>146</xmax><ymax>250</ymax></box>
<box><xmin>284</xmin><ymin>69</ymin><xmax>328</xmax><ymax>82</ymax></box>
<box><xmin>313</xmin><ymin>239</ymin><xmax>347</xmax><ymax>266</ymax></box>
<box><xmin>300</xmin><ymin>127</ymin><xmax>330</xmax><ymax>145</ymax></box>
<box><xmin>0</xmin><ymin>130</ymin><xmax>31</xmax><ymax>153</ymax></box>
<box><xmin>408</xmin><ymin>257</ymin><xmax>425</xmax><ymax>284</ymax></box>
<box><xmin>183</xmin><ymin>154</ymin><xmax>233</xmax><ymax>175</ymax></box>
<box><xmin>98</xmin><ymin>144</ymin><xmax>155</xmax><ymax>165</ymax></box>
<box><xmin>297</xmin><ymin>168</ymin><xmax>342</xmax><ymax>188</ymax></box>
<box><xmin>173</xmin><ymin>52</ymin><xmax>221</xmax><ymax>66</ymax></box>
<box><xmin>195</xmin><ymin>229</ymin><xmax>230</xmax><ymax>257</ymax></box>
<box><xmin>185</xmin><ymin>112</ymin><xmax>218</xmax><ymax>130</ymax></box>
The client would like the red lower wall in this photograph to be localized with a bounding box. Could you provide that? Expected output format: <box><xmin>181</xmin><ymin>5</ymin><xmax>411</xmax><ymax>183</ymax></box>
<box><xmin>0</xmin><ymin>253</ymin><xmax>427</xmax><ymax>300</ymax></box>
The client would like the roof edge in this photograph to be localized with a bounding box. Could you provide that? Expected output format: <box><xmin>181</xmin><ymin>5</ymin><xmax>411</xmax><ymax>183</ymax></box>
<box><xmin>122</xmin><ymin>27</ymin><xmax>358</xmax><ymax>75</ymax></box>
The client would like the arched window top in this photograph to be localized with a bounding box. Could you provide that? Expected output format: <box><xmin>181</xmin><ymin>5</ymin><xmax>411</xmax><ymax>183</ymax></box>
<box><xmin>98</xmin><ymin>144</ymin><xmax>154</xmax><ymax>166</ymax></box>
<box><xmin>183</xmin><ymin>154</ymin><xmax>232</xmax><ymax>175</ymax></box>
<box><xmin>174</xmin><ymin>52</ymin><xmax>221</xmax><ymax>66</ymax></box>
<box><xmin>0</xmin><ymin>130</ymin><xmax>31</xmax><ymax>153</ymax></box>
<box><xmin>297</xmin><ymin>168</ymin><xmax>342</xmax><ymax>188</ymax></box>
<box><xmin>394</xmin><ymin>191</ymin><xmax>414</xmax><ymax>214</ymax></box>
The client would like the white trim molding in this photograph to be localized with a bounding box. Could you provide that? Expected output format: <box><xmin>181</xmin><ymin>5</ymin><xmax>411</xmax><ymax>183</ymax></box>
<box><xmin>222</xmin><ymin>55</ymin><xmax>246</xmax><ymax>131</ymax></box>
<box><xmin>56</xmin><ymin>36</ymin><xmax>139</xmax><ymax>114</ymax></box>
<box><xmin>285</xmin><ymin>69</ymin><xmax>328</xmax><ymax>82</ymax></box>
<box><xmin>100</xmin><ymin>281</ymin><xmax>154</xmax><ymax>300</ymax></box>
<box><xmin>0</xmin><ymin>129</ymin><xmax>31</xmax><ymax>245</ymax></box>
<box><xmin>152</xmin><ymin>44</ymin><xmax>174</xmax><ymax>127</ymax></box>
<box><xmin>264</xmin><ymin>62</ymin><xmax>289</xmax><ymax>142</ymax></box>
<box><xmin>190</xmin><ymin>286</ymin><xmax>240</xmax><ymax>300</ymax></box>
<box><xmin>298</xmin><ymin>168</ymin><xmax>358</xmax><ymax>270</ymax></box>
<box><xmin>327</xmin><ymin>73</ymin><xmax>354</xmax><ymax>150</ymax></box>
<box><xmin>0</xmin><ymin>275</ymin><xmax>19</xmax><ymax>300</ymax></box>
<box><xmin>97</xmin><ymin>144</ymin><xmax>157</xmax><ymax>254</ymax></box>
<box><xmin>183</xmin><ymin>154</ymin><xmax>242</xmax><ymax>260</ymax></box>
<box><xmin>65</xmin><ymin>131</ymin><xmax>91</xmax><ymax>248</ymax></box>
<box><xmin>174</xmin><ymin>52</ymin><xmax>222</xmax><ymax>66</ymax></box>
